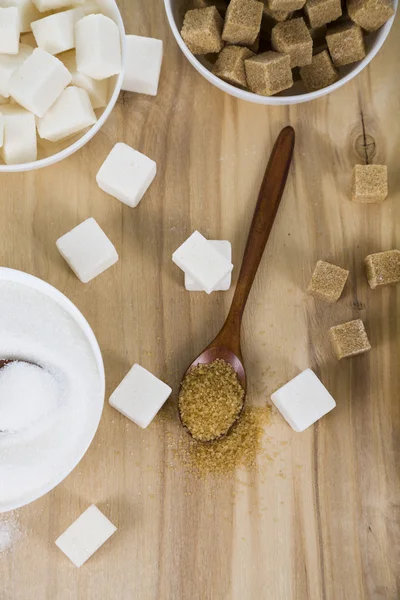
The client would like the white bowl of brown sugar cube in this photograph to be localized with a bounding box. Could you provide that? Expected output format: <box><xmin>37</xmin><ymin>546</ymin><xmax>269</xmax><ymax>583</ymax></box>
<box><xmin>164</xmin><ymin>0</ymin><xmax>397</xmax><ymax>104</ymax></box>
<box><xmin>0</xmin><ymin>0</ymin><xmax>126</xmax><ymax>172</ymax></box>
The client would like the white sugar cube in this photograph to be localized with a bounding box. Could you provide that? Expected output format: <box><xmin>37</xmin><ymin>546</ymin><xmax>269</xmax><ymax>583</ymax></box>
<box><xmin>0</xmin><ymin>7</ymin><xmax>20</xmax><ymax>55</ymax></box>
<box><xmin>10</xmin><ymin>48</ymin><xmax>71</xmax><ymax>117</ymax></box>
<box><xmin>60</xmin><ymin>50</ymin><xmax>107</xmax><ymax>108</ymax></box>
<box><xmin>96</xmin><ymin>143</ymin><xmax>156</xmax><ymax>208</ymax></box>
<box><xmin>0</xmin><ymin>104</ymin><xmax>37</xmax><ymax>164</ymax></box>
<box><xmin>75</xmin><ymin>14</ymin><xmax>121</xmax><ymax>80</ymax></box>
<box><xmin>271</xmin><ymin>369</ymin><xmax>336</xmax><ymax>432</ymax></box>
<box><xmin>55</xmin><ymin>505</ymin><xmax>116</xmax><ymax>568</ymax></box>
<box><xmin>185</xmin><ymin>240</ymin><xmax>232</xmax><ymax>292</ymax></box>
<box><xmin>0</xmin><ymin>113</ymin><xmax>4</xmax><ymax>147</ymax></box>
<box><xmin>77</xmin><ymin>0</ymin><xmax>100</xmax><ymax>15</ymax></box>
<box><xmin>0</xmin><ymin>43</ymin><xmax>33</xmax><ymax>98</ymax></box>
<box><xmin>0</xmin><ymin>0</ymin><xmax>41</xmax><ymax>33</ymax></box>
<box><xmin>56</xmin><ymin>217</ymin><xmax>118</xmax><ymax>283</ymax></box>
<box><xmin>123</xmin><ymin>35</ymin><xmax>163</xmax><ymax>96</ymax></box>
<box><xmin>109</xmin><ymin>364</ymin><xmax>172</xmax><ymax>429</ymax></box>
<box><xmin>38</xmin><ymin>86</ymin><xmax>96</xmax><ymax>142</ymax></box>
<box><xmin>173</xmin><ymin>231</ymin><xmax>233</xmax><ymax>295</ymax></box>
<box><xmin>33</xmin><ymin>0</ymin><xmax>74</xmax><ymax>11</ymax></box>
<box><xmin>32</xmin><ymin>8</ymin><xmax>85</xmax><ymax>55</ymax></box>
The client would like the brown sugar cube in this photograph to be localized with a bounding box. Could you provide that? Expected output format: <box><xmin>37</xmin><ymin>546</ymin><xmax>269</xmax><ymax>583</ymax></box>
<box><xmin>237</xmin><ymin>32</ymin><xmax>261</xmax><ymax>52</ymax></box>
<box><xmin>262</xmin><ymin>2</ymin><xmax>292</xmax><ymax>20</ymax></box>
<box><xmin>226</xmin><ymin>35</ymin><xmax>260</xmax><ymax>52</ymax></box>
<box><xmin>222</xmin><ymin>0</ymin><xmax>264</xmax><ymax>45</ymax></box>
<box><xmin>300</xmin><ymin>49</ymin><xmax>339</xmax><ymax>91</ymax></box>
<box><xmin>244</xmin><ymin>51</ymin><xmax>293</xmax><ymax>95</ymax></box>
<box><xmin>213</xmin><ymin>45</ymin><xmax>255</xmax><ymax>87</ymax></box>
<box><xmin>267</xmin><ymin>0</ymin><xmax>306</xmax><ymax>11</ymax></box>
<box><xmin>305</xmin><ymin>0</ymin><xmax>342</xmax><ymax>27</ymax></box>
<box><xmin>307</xmin><ymin>260</ymin><xmax>349</xmax><ymax>303</ymax></box>
<box><xmin>365</xmin><ymin>250</ymin><xmax>400</xmax><ymax>289</ymax></box>
<box><xmin>326</xmin><ymin>22</ymin><xmax>366</xmax><ymax>67</ymax></box>
<box><xmin>192</xmin><ymin>0</ymin><xmax>228</xmax><ymax>13</ymax></box>
<box><xmin>351</xmin><ymin>164</ymin><xmax>388</xmax><ymax>203</ymax></box>
<box><xmin>181</xmin><ymin>7</ymin><xmax>224</xmax><ymax>54</ymax></box>
<box><xmin>192</xmin><ymin>0</ymin><xmax>218</xmax><ymax>5</ymax></box>
<box><xmin>329</xmin><ymin>319</ymin><xmax>371</xmax><ymax>360</ymax></box>
<box><xmin>348</xmin><ymin>0</ymin><xmax>395</xmax><ymax>31</ymax></box>
<box><xmin>271</xmin><ymin>18</ymin><xmax>313</xmax><ymax>68</ymax></box>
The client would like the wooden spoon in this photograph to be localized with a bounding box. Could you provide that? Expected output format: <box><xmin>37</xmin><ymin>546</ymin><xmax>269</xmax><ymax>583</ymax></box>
<box><xmin>178</xmin><ymin>126</ymin><xmax>295</xmax><ymax>442</ymax></box>
<box><xmin>0</xmin><ymin>359</ymin><xmax>15</xmax><ymax>370</ymax></box>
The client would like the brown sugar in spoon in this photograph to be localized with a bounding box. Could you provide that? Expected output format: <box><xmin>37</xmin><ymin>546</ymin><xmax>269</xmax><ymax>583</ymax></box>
<box><xmin>178</xmin><ymin>126</ymin><xmax>295</xmax><ymax>442</ymax></box>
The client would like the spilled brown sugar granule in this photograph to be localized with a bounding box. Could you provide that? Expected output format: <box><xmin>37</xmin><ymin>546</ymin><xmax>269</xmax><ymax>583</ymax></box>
<box><xmin>173</xmin><ymin>405</ymin><xmax>272</xmax><ymax>478</ymax></box>
<box><xmin>178</xmin><ymin>359</ymin><xmax>245</xmax><ymax>442</ymax></box>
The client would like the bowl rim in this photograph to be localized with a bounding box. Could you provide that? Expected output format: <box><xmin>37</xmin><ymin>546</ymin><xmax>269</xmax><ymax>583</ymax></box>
<box><xmin>164</xmin><ymin>0</ymin><xmax>398</xmax><ymax>105</ymax></box>
<box><xmin>0</xmin><ymin>267</ymin><xmax>105</xmax><ymax>513</ymax></box>
<box><xmin>0</xmin><ymin>0</ymin><xmax>126</xmax><ymax>173</ymax></box>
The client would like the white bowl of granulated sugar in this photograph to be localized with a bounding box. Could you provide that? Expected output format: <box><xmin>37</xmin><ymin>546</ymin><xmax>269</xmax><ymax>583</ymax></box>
<box><xmin>0</xmin><ymin>268</ymin><xmax>105</xmax><ymax>513</ymax></box>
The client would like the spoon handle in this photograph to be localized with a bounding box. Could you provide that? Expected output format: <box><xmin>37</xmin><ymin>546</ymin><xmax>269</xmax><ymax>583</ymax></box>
<box><xmin>217</xmin><ymin>126</ymin><xmax>295</xmax><ymax>350</ymax></box>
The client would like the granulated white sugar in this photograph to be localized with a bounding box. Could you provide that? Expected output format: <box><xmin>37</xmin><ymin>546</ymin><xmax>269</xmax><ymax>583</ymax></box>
<box><xmin>0</xmin><ymin>512</ymin><xmax>22</xmax><ymax>554</ymax></box>
<box><xmin>0</xmin><ymin>280</ymin><xmax>102</xmax><ymax>511</ymax></box>
<box><xmin>0</xmin><ymin>362</ymin><xmax>60</xmax><ymax>434</ymax></box>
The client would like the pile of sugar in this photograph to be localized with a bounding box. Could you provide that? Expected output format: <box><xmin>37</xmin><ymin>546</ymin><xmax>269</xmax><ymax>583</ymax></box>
<box><xmin>170</xmin><ymin>405</ymin><xmax>272</xmax><ymax>478</ymax></box>
<box><xmin>0</xmin><ymin>512</ymin><xmax>22</xmax><ymax>554</ymax></box>
<box><xmin>0</xmin><ymin>280</ymin><xmax>102</xmax><ymax>510</ymax></box>
<box><xmin>0</xmin><ymin>362</ymin><xmax>60</xmax><ymax>434</ymax></box>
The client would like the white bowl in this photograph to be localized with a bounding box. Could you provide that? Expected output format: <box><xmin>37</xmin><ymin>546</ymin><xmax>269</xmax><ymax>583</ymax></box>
<box><xmin>164</xmin><ymin>0</ymin><xmax>397</xmax><ymax>105</ymax></box>
<box><xmin>0</xmin><ymin>0</ymin><xmax>125</xmax><ymax>173</ymax></box>
<box><xmin>0</xmin><ymin>268</ymin><xmax>105</xmax><ymax>513</ymax></box>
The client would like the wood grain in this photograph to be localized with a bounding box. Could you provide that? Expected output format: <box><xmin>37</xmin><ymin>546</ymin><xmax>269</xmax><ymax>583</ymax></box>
<box><xmin>0</xmin><ymin>2</ymin><xmax>399</xmax><ymax>599</ymax></box>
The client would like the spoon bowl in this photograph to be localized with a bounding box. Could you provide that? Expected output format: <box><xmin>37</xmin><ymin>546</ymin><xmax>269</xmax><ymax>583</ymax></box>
<box><xmin>186</xmin><ymin>347</ymin><xmax>246</xmax><ymax>389</ymax></box>
<box><xmin>180</xmin><ymin>345</ymin><xmax>247</xmax><ymax>442</ymax></box>
<box><xmin>178</xmin><ymin>126</ymin><xmax>295</xmax><ymax>442</ymax></box>
<box><xmin>0</xmin><ymin>359</ymin><xmax>41</xmax><ymax>369</ymax></box>
<box><xmin>0</xmin><ymin>359</ymin><xmax>13</xmax><ymax>369</ymax></box>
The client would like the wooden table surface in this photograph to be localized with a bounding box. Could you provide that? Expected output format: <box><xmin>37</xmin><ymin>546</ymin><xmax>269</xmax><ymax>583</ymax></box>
<box><xmin>1</xmin><ymin>2</ymin><xmax>399</xmax><ymax>599</ymax></box>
